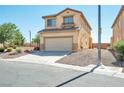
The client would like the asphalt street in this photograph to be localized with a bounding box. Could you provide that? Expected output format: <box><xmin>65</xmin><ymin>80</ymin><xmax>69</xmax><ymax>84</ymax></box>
<box><xmin>0</xmin><ymin>61</ymin><xmax>124</xmax><ymax>87</ymax></box>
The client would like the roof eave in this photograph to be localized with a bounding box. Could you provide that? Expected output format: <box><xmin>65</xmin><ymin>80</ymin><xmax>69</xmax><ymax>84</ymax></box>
<box><xmin>111</xmin><ymin>6</ymin><xmax>124</xmax><ymax>28</ymax></box>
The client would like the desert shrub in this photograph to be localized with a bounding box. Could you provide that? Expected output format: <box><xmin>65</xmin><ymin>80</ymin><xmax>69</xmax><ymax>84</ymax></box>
<box><xmin>0</xmin><ymin>47</ymin><xmax>4</xmax><ymax>52</ymax></box>
<box><xmin>6</xmin><ymin>47</ymin><xmax>13</xmax><ymax>52</ymax></box>
<box><xmin>33</xmin><ymin>47</ymin><xmax>40</xmax><ymax>51</ymax></box>
<box><xmin>13</xmin><ymin>45</ymin><xmax>17</xmax><ymax>49</ymax></box>
<box><xmin>16</xmin><ymin>48</ymin><xmax>22</xmax><ymax>53</ymax></box>
<box><xmin>114</xmin><ymin>40</ymin><xmax>124</xmax><ymax>60</ymax></box>
<box><xmin>9</xmin><ymin>52</ymin><xmax>17</xmax><ymax>55</ymax></box>
<box><xmin>24</xmin><ymin>50</ymin><xmax>31</xmax><ymax>53</ymax></box>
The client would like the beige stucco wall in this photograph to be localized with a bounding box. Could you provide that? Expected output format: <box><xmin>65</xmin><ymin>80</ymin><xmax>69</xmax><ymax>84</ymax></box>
<box><xmin>112</xmin><ymin>10</ymin><xmax>124</xmax><ymax>47</ymax></box>
<box><xmin>39</xmin><ymin>29</ymin><xmax>91</xmax><ymax>51</ymax></box>
<box><xmin>40</xmin><ymin>9</ymin><xmax>92</xmax><ymax>51</ymax></box>
<box><xmin>77</xmin><ymin>26</ymin><xmax>91</xmax><ymax>50</ymax></box>
<box><xmin>76</xmin><ymin>13</ymin><xmax>91</xmax><ymax>50</ymax></box>
<box><xmin>39</xmin><ymin>30</ymin><xmax>79</xmax><ymax>51</ymax></box>
<box><xmin>44</xmin><ymin>10</ymin><xmax>87</xmax><ymax>29</ymax></box>
<box><xmin>121</xmin><ymin>11</ymin><xmax>124</xmax><ymax>40</ymax></box>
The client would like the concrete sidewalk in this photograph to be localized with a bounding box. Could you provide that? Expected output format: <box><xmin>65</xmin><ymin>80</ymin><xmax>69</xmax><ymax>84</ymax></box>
<box><xmin>2</xmin><ymin>51</ymin><xmax>69</xmax><ymax>63</ymax></box>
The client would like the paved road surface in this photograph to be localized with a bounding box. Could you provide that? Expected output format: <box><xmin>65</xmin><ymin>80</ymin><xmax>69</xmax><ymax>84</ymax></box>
<box><xmin>0</xmin><ymin>61</ymin><xmax>124</xmax><ymax>87</ymax></box>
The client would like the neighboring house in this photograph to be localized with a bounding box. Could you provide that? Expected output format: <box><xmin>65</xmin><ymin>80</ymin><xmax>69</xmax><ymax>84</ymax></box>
<box><xmin>38</xmin><ymin>8</ymin><xmax>92</xmax><ymax>51</ymax></box>
<box><xmin>92</xmin><ymin>43</ymin><xmax>110</xmax><ymax>49</ymax></box>
<box><xmin>111</xmin><ymin>6</ymin><xmax>124</xmax><ymax>48</ymax></box>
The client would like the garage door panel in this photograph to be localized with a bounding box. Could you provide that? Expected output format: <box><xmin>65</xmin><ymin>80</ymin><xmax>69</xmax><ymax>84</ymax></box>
<box><xmin>45</xmin><ymin>37</ymin><xmax>72</xmax><ymax>51</ymax></box>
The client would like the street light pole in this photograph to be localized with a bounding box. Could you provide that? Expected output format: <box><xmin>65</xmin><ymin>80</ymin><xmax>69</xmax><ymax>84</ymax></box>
<box><xmin>29</xmin><ymin>30</ymin><xmax>31</xmax><ymax>47</ymax></box>
<box><xmin>97</xmin><ymin>5</ymin><xmax>102</xmax><ymax>66</ymax></box>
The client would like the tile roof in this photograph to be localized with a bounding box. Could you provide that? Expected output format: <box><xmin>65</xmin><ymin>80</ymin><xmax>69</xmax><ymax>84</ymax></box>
<box><xmin>38</xmin><ymin>27</ymin><xmax>79</xmax><ymax>33</ymax></box>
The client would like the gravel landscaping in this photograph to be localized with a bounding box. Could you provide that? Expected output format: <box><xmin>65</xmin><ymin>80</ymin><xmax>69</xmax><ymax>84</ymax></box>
<box><xmin>56</xmin><ymin>49</ymin><xmax>124</xmax><ymax>68</ymax></box>
<box><xmin>0</xmin><ymin>47</ymin><xmax>34</xmax><ymax>59</ymax></box>
<box><xmin>0</xmin><ymin>52</ymin><xmax>28</xmax><ymax>59</ymax></box>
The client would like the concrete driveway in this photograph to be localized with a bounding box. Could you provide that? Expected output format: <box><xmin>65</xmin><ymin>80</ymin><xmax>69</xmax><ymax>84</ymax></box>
<box><xmin>6</xmin><ymin>51</ymin><xmax>69</xmax><ymax>63</ymax></box>
<box><xmin>0</xmin><ymin>61</ymin><xmax>124</xmax><ymax>87</ymax></box>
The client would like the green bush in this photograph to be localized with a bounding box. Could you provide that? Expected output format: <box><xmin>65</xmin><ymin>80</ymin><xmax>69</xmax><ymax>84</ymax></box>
<box><xmin>114</xmin><ymin>40</ymin><xmax>124</xmax><ymax>60</ymax></box>
<box><xmin>0</xmin><ymin>48</ymin><xmax>4</xmax><ymax>52</ymax></box>
<box><xmin>114</xmin><ymin>40</ymin><xmax>124</xmax><ymax>54</ymax></box>
<box><xmin>107</xmin><ymin>43</ymin><xmax>110</xmax><ymax>47</ymax></box>
<box><xmin>7</xmin><ymin>48</ymin><xmax>13</xmax><ymax>52</ymax></box>
<box><xmin>16</xmin><ymin>48</ymin><xmax>22</xmax><ymax>53</ymax></box>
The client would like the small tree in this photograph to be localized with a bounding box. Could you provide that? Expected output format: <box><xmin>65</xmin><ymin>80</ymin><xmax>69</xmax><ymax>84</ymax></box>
<box><xmin>9</xmin><ymin>30</ymin><xmax>25</xmax><ymax>46</ymax></box>
<box><xmin>0</xmin><ymin>23</ymin><xmax>25</xmax><ymax>48</ymax></box>
<box><xmin>0</xmin><ymin>23</ymin><xmax>17</xmax><ymax>47</ymax></box>
<box><xmin>32</xmin><ymin>34</ymin><xmax>40</xmax><ymax>47</ymax></box>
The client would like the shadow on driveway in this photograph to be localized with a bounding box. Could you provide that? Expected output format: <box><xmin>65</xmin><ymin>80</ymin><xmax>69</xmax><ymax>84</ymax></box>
<box><xmin>56</xmin><ymin>65</ymin><xmax>100</xmax><ymax>87</ymax></box>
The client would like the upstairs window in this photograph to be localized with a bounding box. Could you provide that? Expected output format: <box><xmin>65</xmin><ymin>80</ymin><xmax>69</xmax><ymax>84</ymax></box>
<box><xmin>47</xmin><ymin>19</ymin><xmax>56</xmax><ymax>27</ymax></box>
<box><xmin>63</xmin><ymin>16</ymin><xmax>73</xmax><ymax>24</ymax></box>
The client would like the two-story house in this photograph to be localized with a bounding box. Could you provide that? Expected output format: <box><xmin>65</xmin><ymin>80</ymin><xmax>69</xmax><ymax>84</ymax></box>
<box><xmin>111</xmin><ymin>6</ymin><xmax>124</xmax><ymax>48</ymax></box>
<box><xmin>38</xmin><ymin>8</ymin><xmax>92</xmax><ymax>51</ymax></box>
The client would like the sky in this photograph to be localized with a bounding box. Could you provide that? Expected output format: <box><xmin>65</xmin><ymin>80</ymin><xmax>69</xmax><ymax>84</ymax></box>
<box><xmin>0</xmin><ymin>5</ymin><xmax>121</xmax><ymax>43</ymax></box>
